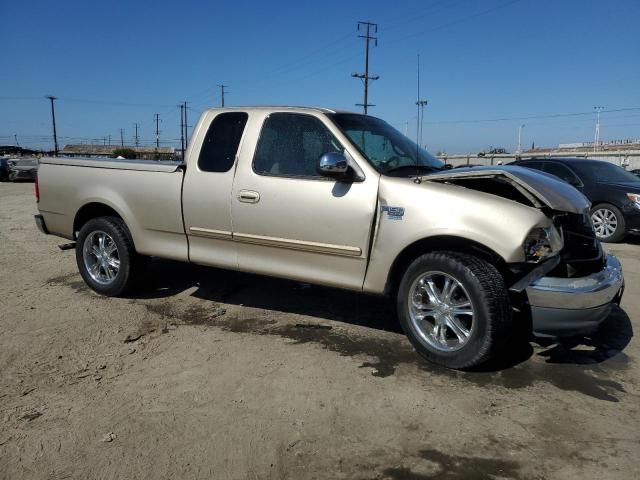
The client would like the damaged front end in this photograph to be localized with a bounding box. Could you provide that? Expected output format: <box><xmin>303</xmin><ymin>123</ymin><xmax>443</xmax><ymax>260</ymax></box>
<box><xmin>425</xmin><ymin>166</ymin><xmax>625</xmax><ymax>337</ymax></box>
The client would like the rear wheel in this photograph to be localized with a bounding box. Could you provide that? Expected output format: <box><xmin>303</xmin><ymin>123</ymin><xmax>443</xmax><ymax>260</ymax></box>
<box><xmin>397</xmin><ymin>251</ymin><xmax>512</xmax><ymax>369</ymax></box>
<box><xmin>75</xmin><ymin>216</ymin><xmax>140</xmax><ymax>296</ymax></box>
<box><xmin>591</xmin><ymin>203</ymin><xmax>626</xmax><ymax>243</ymax></box>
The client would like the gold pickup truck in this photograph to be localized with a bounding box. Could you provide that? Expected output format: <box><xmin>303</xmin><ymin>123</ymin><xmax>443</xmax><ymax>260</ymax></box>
<box><xmin>35</xmin><ymin>106</ymin><xmax>624</xmax><ymax>369</ymax></box>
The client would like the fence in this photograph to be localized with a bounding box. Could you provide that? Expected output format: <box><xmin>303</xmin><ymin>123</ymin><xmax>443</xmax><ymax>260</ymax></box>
<box><xmin>438</xmin><ymin>150</ymin><xmax>640</xmax><ymax>170</ymax></box>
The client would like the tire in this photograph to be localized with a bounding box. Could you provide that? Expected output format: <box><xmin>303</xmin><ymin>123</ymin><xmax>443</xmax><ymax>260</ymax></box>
<box><xmin>591</xmin><ymin>203</ymin><xmax>626</xmax><ymax>243</ymax></box>
<box><xmin>75</xmin><ymin>216</ymin><xmax>140</xmax><ymax>296</ymax></box>
<box><xmin>396</xmin><ymin>251</ymin><xmax>512</xmax><ymax>369</ymax></box>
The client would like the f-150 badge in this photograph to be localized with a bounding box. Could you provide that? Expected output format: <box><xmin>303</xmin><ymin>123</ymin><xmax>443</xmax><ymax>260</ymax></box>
<box><xmin>381</xmin><ymin>206</ymin><xmax>405</xmax><ymax>220</ymax></box>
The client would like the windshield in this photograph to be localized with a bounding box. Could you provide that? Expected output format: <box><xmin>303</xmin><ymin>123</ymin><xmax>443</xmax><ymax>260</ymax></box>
<box><xmin>577</xmin><ymin>161</ymin><xmax>640</xmax><ymax>184</ymax></box>
<box><xmin>329</xmin><ymin>113</ymin><xmax>443</xmax><ymax>175</ymax></box>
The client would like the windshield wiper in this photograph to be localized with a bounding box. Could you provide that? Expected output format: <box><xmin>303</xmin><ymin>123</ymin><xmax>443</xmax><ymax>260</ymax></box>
<box><xmin>384</xmin><ymin>165</ymin><xmax>442</xmax><ymax>175</ymax></box>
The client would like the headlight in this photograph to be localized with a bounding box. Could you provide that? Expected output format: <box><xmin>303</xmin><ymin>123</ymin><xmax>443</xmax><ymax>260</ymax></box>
<box><xmin>523</xmin><ymin>226</ymin><xmax>563</xmax><ymax>263</ymax></box>
<box><xmin>627</xmin><ymin>193</ymin><xmax>640</xmax><ymax>208</ymax></box>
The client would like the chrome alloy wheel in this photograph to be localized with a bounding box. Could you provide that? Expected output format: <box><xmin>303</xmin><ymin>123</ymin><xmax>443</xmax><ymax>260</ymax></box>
<box><xmin>83</xmin><ymin>231</ymin><xmax>120</xmax><ymax>285</ymax></box>
<box><xmin>591</xmin><ymin>208</ymin><xmax>618</xmax><ymax>239</ymax></box>
<box><xmin>408</xmin><ymin>271</ymin><xmax>475</xmax><ymax>352</ymax></box>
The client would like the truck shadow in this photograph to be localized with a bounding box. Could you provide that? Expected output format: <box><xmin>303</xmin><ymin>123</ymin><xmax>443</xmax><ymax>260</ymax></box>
<box><xmin>132</xmin><ymin>258</ymin><xmax>402</xmax><ymax>334</ymax></box>
<box><xmin>130</xmin><ymin>258</ymin><xmax>633</xmax><ymax>372</ymax></box>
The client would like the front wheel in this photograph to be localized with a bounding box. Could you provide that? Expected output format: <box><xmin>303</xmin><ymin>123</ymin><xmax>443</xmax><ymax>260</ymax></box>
<box><xmin>75</xmin><ymin>216</ymin><xmax>140</xmax><ymax>296</ymax></box>
<box><xmin>397</xmin><ymin>251</ymin><xmax>512</xmax><ymax>369</ymax></box>
<box><xmin>591</xmin><ymin>203</ymin><xmax>626</xmax><ymax>243</ymax></box>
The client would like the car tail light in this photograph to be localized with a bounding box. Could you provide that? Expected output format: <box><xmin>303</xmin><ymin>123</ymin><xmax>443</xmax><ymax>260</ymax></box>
<box><xmin>35</xmin><ymin>174</ymin><xmax>40</xmax><ymax>203</ymax></box>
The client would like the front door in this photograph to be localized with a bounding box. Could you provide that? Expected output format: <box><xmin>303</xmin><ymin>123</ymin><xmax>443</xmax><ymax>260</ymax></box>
<box><xmin>231</xmin><ymin>112</ymin><xmax>378</xmax><ymax>290</ymax></box>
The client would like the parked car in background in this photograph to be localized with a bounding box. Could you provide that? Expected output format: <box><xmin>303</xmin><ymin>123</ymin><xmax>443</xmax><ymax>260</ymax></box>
<box><xmin>510</xmin><ymin>158</ymin><xmax>640</xmax><ymax>242</ymax></box>
<box><xmin>6</xmin><ymin>158</ymin><xmax>39</xmax><ymax>182</ymax></box>
<box><xmin>0</xmin><ymin>157</ymin><xmax>10</xmax><ymax>181</ymax></box>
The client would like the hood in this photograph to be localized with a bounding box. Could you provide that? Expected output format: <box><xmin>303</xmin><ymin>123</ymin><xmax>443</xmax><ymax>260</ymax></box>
<box><xmin>424</xmin><ymin>165</ymin><xmax>590</xmax><ymax>214</ymax></box>
<box><xmin>600</xmin><ymin>181</ymin><xmax>640</xmax><ymax>192</ymax></box>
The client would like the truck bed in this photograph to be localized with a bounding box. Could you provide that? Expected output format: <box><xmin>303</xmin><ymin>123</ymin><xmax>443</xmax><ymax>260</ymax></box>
<box><xmin>37</xmin><ymin>157</ymin><xmax>188</xmax><ymax>261</ymax></box>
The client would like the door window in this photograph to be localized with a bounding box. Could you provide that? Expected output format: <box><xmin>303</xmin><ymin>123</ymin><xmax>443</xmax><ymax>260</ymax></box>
<box><xmin>253</xmin><ymin>113</ymin><xmax>343</xmax><ymax>178</ymax></box>
<box><xmin>544</xmin><ymin>162</ymin><xmax>582</xmax><ymax>185</ymax></box>
<box><xmin>198</xmin><ymin>112</ymin><xmax>248</xmax><ymax>172</ymax></box>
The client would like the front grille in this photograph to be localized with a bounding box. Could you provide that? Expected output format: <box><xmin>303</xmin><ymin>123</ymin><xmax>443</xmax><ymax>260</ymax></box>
<box><xmin>550</xmin><ymin>212</ymin><xmax>604</xmax><ymax>277</ymax></box>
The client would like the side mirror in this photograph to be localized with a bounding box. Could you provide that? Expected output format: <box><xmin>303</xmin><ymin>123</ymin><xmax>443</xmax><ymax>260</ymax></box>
<box><xmin>317</xmin><ymin>152</ymin><xmax>349</xmax><ymax>179</ymax></box>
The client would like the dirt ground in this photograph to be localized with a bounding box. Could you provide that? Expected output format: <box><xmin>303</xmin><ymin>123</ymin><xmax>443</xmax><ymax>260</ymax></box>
<box><xmin>1</xmin><ymin>182</ymin><xmax>639</xmax><ymax>480</ymax></box>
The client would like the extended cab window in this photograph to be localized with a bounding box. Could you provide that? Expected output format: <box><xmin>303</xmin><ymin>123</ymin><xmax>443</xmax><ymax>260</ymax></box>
<box><xmin>198</xmin><ymin>112</ymin><xmax>248</xmax><ymax>172</ymax></box>
<box><xmin>253</xmin><ymin>113</ymin><xmax>343</xmax><ymax>178</ymax></box>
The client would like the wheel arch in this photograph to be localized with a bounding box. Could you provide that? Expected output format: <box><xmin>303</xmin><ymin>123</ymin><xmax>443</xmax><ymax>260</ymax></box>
<box><xmin>383</xmin><ymin>235</ymin><xmax>507</xmax><ymax>296</ymax></box>
<box><xmin>73</xmin><ymin>202</ymin><xmax>127</xmax><ymax>240</ymax></box>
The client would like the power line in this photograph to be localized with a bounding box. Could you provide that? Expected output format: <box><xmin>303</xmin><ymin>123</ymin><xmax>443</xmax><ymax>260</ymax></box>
<box><xmin>423</xmin><ymin>107</ymin><xmax>640</xmax><ymax>125</ymax></box>
<box><xmin>352</xmin><ymin>21</ymin><xmax>380</xmax><ymax>114</ymax></box>
<box><xmin>386</xmin><ymin>0</ymin><xmax>527</xmax><ymax>47</ymax></box>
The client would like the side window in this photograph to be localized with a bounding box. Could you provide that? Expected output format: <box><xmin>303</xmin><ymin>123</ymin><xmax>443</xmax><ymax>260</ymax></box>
<box><xmin>253</xmin><ymin>113</ymin><xmax>343</xmax><ymax>178</ymax></box>
<box><xmin>544</xmin><ymin>162</ymin><xmax>581</xmax><ymax>185</ymax></box>
<box><xmin>198</xmin><ymin>112</ymin><xmax>248</xmax><ymax>172</ymax></box>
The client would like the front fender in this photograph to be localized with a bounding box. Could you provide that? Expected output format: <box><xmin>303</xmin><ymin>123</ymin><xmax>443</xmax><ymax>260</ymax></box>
<box><xmin>362</xmin><ymin>177</ymin><xmax>551</xmax><ymax>293</ymax></box>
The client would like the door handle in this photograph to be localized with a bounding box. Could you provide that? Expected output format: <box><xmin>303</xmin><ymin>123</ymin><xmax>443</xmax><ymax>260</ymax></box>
<box><xmin>238</xmin><ymin>190</ymin><xmax>260</xmax><ymax>203</ymax></box>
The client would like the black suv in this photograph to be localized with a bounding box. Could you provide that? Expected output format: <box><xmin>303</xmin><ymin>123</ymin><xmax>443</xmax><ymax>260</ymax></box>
<box><xmin>511</xmin><ymin>158</ymin><xmax>640</xmax><ymax>242</ymax></box>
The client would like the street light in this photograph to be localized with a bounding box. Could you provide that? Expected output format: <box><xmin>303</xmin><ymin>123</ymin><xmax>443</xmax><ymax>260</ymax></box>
<box><xmin>517</xmin><ymin>124</ymin><xmax>525</xmax><ymax>156</ymax></box>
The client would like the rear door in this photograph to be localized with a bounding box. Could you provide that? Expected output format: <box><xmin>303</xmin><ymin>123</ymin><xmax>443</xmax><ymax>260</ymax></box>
<box><xmin>182</xmin><ymin>111</ymin><xmax>248</xmax><ymax>269</ymax></box>
<box><xmin>230</xmin><ymin>111</ymin><xmax>379</xmax><ymax>290</ymax></box>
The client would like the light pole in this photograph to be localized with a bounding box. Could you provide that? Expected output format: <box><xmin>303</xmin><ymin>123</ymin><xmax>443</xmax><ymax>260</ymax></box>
<box><xmin>593</xmin><ymin>106</ymin><xmax>604</xmax><ymax>152</ymax></box>
<box><xmin>517</xmin><ymin>124</ymin><xmax>525</xmax><ymax>155</ymax></box>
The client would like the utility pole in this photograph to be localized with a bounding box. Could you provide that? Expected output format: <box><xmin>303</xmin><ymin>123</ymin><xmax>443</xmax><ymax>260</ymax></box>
<box><xmin>154</xmin><ymin>113</ymin><xmax>161</xmax><ymax>148</ymax></box>
<box><xmin>351</xmin><ymin>21</ymin><xmax>379</xmax><ymax>114</ymax></box>
<box><xmin>593</xmin><ymin>106</ymin><xmax>604</xmax><ymax>152</ymax></box>
<box><xmin>183</xmin><ymin>101</ymin><xmax>189</xmax><ymax>149</ymax></box>
<box><xmin>179</xmin><ymin>104</ymin><xmax>185</xmax><ymax>159</ymax></box>
<box><xmin>46</xmin><ymin>96</ymin><xmax>59</xmax><ymax>156</ymax></box>
<box><xmin>133</xmin><ymin>122</ymin><xmax>140</xmax><ymax>147</ymax></box>
<box><xmin>217</xmin><ymin>85</ymin><xmax>227</xmax><ymax>107</ymax></box>
<box><xmin>108</xmin><ymin>134</ymin><xmax>111</xmax><ymax>146</ymax></box>
<box><xmin>517</xmin><ymin>124</ymin><xmax>525</xmax><ymax>155</ymax></box>
<box><xmin>120</xmin><ymin>128</ymin><xmax>124</xmax><ymax>147</ymax></box>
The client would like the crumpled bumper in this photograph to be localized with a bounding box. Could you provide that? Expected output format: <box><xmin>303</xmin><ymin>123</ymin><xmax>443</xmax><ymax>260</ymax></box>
<box><xmin>526</xmin><ymin>254</ymin><xmax>624</xmax><ymax>337</ymax></box>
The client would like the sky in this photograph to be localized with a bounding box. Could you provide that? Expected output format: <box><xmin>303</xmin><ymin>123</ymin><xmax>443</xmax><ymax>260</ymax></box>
<box><xmin>1</xmin><ymin>0</ymin><xmax>639</xmax><ymax>153</ymax></box>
